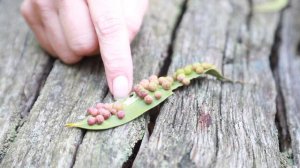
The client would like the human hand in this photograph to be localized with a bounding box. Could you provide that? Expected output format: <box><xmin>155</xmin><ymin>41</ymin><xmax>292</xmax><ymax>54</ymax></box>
<box><xmin>21</xmin><ymin>0</ymin><xmax>148</xmax><ymax>99</ymax></box>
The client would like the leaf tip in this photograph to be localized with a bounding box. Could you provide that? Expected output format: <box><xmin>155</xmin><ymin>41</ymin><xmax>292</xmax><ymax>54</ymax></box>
<box><xmin>253</xmin><ymin>0</ymin><xmax>288</xmax><ymax>13</ymax></box>
<box><xmin>65</xmin><ymin>123</ymin><xmax>79</xmax><ymax>128</ymax></box>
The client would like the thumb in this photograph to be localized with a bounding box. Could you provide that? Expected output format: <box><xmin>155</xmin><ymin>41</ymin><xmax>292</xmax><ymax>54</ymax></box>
<box><xmin>87</xmin><ymin>0</ymin><xmax>133</xmax><ymax>99</ymax></box>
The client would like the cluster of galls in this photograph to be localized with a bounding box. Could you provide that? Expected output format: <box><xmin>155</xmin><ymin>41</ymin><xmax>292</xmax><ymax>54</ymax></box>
<box><xmin>174</xmin><ymin>62</ymin><xmax>215</xmax><ymax>85</ymax></box>
<box><xmin>133</xmin><ymin>75</ymin><xmax>168</xmax><ymax>104</ymax></box>
<box><xmin>86</xmin><ymin>102</ymin><xmax>125</xmax><ymax>126</ymax></box>
<box><xmin>133</xmin><ymin>62</ymin><xmax>215</xmax><ymax>105</ymax></box>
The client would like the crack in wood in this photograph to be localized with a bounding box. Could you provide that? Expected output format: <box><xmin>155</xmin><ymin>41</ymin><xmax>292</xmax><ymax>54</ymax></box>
<box><xmin>246</xmin><ymin>0</ymin><xmax>253</xmax><ymax>31</ymax></box>
<box><xmin>0</xmin><ymin>58</ymin><xmax>55</xmax><ymax>163</ymax></box>
<box><xmin>269</xmin><ymin>9</ymin><xmax>292</xmax><ymax>153</ymax></box>
<box><xmin>70</xmin><ymin>130</ymin><xmax>86</xmax><ymax>168</ymax></box>
<box><xmin>158</xmin><ymin>0</ymin><xmax>188</xmax><ymax>77</ymax></box>
<box><xmin>297</xmin><ymin>41</ymin><xmax>300</xmax><ymax>56</ymax></box>
<box><xmin>212</xmin><ymin>15</ymin><xmax>231</xmax><ymax>165</ymax></box>
<box><xmin>147</xmin><ymin>106</ymin><xmax>161</xmax><ymax>136</ymax></box>
<box><xmin>69</xmin><ymin>67</ymin><xmax>110</xmax><ymax>168</ymax></box>
<box><xmin>122</xmin><ymin>140</ymin><xmax>142</xmax><ymax>168</ymax></box>
<box><xmin>0</xmin><ymin>38</ymin><xmax>55</xmax><ymax>164</ymax></box>
<box><xmin>20</xmin><ymin>57</ymin><xmax>55</xmax><ymax>119</ymax></box>
<box><xmin>147</xmin><ymin>0</ymin><xmax>188</xmax><ymax>137</ymax></box>
<box><xmin>109</xmin><ymin>0</ymin><xmax>190</xmax><ymax>166</ymax></box>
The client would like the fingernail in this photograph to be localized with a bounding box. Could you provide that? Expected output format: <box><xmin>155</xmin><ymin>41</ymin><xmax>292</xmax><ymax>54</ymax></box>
<box><xmin>113</xmin><ymin>75</ymin><xmax>129</xmax><ymax>99</ymax></box>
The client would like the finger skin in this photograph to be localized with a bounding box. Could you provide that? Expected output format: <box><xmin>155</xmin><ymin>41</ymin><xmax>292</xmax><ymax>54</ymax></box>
<box><xmin>87</xmin><ymin>0</ymin><xmax>133</xmax><ymax>98</ymax></box>
<box><xmin>58</xmin><ymin>0</ymin><xmax>99</xmax><ymax>56</ymax></box>
<box><xmin>33</xmin><ymin>0</ymin><xmax>82</xmax><ymax>64</ymax></box>
<box><xmin>21</xmin><ymin>0</ymin><xmax>56</xmax><ymax>56</ymax></box>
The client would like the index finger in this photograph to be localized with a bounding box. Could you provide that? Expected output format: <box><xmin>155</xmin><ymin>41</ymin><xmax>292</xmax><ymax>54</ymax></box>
<box><xmin>87</xmin><ymin>0</ymin><xmax>133</xmax><ymax>99</ymax></box>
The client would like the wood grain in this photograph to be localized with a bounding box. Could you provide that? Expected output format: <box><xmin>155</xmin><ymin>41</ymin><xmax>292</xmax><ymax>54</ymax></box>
<box><xmin>133</xmin><ymin>0</ymin><xmax>283</xmax><ymax>167</ymax></box>
<box><xmin>1</xmin><ymin>0</ymin><xmax>298</xmax><ymax>167</ymax></box>
<box><xmin>0</xmin><ymin>57</ymin><xmax>108</xmax><ymax>167</ymax></box>
<box><xmin>0</xmin><ymin>0</ymin><xmax>52</xmax><ymax>162</ymax></box>
<box><xmin>278</xmin><ymin>0</ymin><xmax>300</xmax><ymax>165</ymax></box>
<box><xmin>0</xmin><ymin>0</ymin><xmax>186</xmax><ymax>167</ymax></box>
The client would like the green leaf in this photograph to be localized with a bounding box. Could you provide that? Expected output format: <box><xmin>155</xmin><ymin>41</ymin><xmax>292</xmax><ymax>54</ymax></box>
<box><xmin>254</xmin><ymin>0</ymin><xmax>288</xmax><ymax>13</ymax></box>
<box><xmin>205</xmin><ymin>68</ymin><xmax>231</xmax><ymax>81</ymax></box>
<box><xmin>66</xmin><ymin>63</ymin><xmax>228</xmax><ymax>130</ymax></box>
<box><xmin>66</xmin><ymin>89</ymin><xmax>173</xmax><ymax>130</ymax></box>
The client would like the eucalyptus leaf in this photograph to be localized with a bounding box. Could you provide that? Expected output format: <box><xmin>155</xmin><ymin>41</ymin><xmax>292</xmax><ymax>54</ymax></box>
<box><xmin>66</xmin><ymin>89</ymin><xmax>173</xmax><ymax>130</ymax></box>
<box><xmin>66</xmin><ymin>64</ymin><xmax>228</xmax><ymax>130</ymax></box>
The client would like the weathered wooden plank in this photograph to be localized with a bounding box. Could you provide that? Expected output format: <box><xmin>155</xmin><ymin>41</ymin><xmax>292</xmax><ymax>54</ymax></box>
<box><xmin>133</xmin><ymin>0</ymin><xmax>282</xmax><ymax>167</ymax></box>
<box><xmin>0</xmin><ymin>0</ymin><xmax>52</xmax><ymax>162</ymax></box>
<box><xmin>0</xmin><ymin>58</ymin><xmax>108</xmax><ymax>167</ymax></box>
<box><xmin>278</xmin><ymin>0</ymin><xmax>300</xmax><ymax>165</ymax></box>
<box><xmin>0</xmin><ymin>0</ymin><xmax>186</xmax><ymax>167</ymax></box>
<box><xmin>72</xmin><ymin>0</ymin><xmax>186</xmax><ymax>167</ymax></box>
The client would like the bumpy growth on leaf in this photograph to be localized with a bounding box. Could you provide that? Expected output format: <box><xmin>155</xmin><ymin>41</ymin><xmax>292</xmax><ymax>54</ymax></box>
<box><xmin>66</xmin><ymin>62</ymin><xmax>229</xmax><ymax>130</ymax></box>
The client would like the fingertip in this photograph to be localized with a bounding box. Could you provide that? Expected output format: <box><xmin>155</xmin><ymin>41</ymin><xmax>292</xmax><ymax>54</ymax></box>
<box><xmin>112</xmin><ymin>75</ymin><xmax>130</xmax><ymax>99</ymax></box>
<box><xmin>106</xmin><ymin>65</ymin><xmax>133</xmax><ymax>99</ymax></box>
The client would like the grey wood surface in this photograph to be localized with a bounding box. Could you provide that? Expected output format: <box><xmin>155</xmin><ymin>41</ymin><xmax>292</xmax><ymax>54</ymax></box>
<box><xmin>277</xmin><ymin>0</ymin><xmax>300</xmax><ymax>165</ymax></box>
<box><xmin>0</xmin><ymin>0</ymin><xmax>186</xmax><ymax>167</ymax></box>
<box><xmin>0</xmin><ymin>0</ymin><xmax>299</xmax><ymax>167</ymax></box>
<box><xmin>0</xmin><ymin>0</ymin><xmax>53</xmax><ymax>162</ymax></box>
<box><xmin>133</xmin><ymin>0</ymin><xmax>283</xmax><ymax>167</ymax></box>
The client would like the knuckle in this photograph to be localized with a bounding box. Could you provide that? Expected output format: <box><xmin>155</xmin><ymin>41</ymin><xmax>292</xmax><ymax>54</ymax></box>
<box><xmin>61</xmin><ymin>59</ymin><xmax>78</xmax><ymax>65</ymax></box>
<box><xmin>20</xmin><ymin>1</ymin><xmax>30</xmax><ymax>18</ymax></box>
<box><xmin>127</xmin><ymin>22</ymin><xmax>140</xmax><ymax>36</ymax></box>
<box><xmin>20</xmin><ymin>1</ymin><xmax>38</xmax><ymax>26</ymax></box>
<box><xmin>95</xmin><ymin>16</ymin><xmax>125</xmax><ymax>37</ymax></box>
<box><xmin>59</xmin><ymin>54</ymin><xmax>81</xmax><ymax>64</ymax></box>
<box><xmin>128</xmin><ymin>25</ymin><xmax>140</xmax><ymax>40</ymax></box>
<box><xmin>69</xmin><ymin>36</ymin><xmax>98</xmax><ymax>56</ymax></box>
<box><xmin>57</xmin><ymin>0</ymin><xmax>70</xmax><ymax>9</ymax></box>
<box><xmin>104</xmin><ymin>56</ymin><xmax>130</xmax><ymax>73</ymax></box>
<box><xmin>106</xmin><ymin>63</ymin><xmax>125</xmax><ymax>75</ymax></box>
<box><xmin>130</xmin><ymin>26</ymin><xmax>139</xmax><ymax>36</ymax></box>
<box><xmin>32</xmin><ymin>0</ymin><xmax>53</xmax><ymax>13</ymax></box>
<box><xmin>32</xmin><ymin>0</ymin><xmax>46</xmax><ymax>8</ymax></box>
